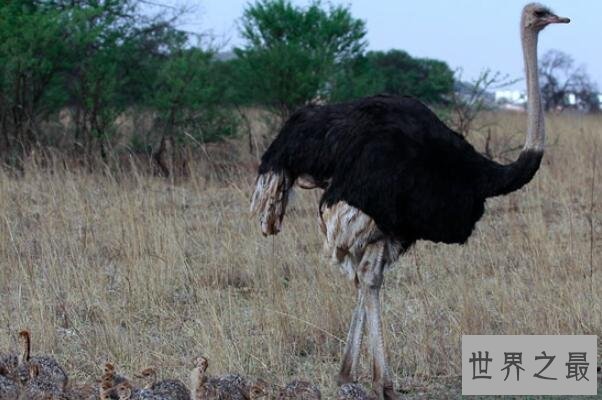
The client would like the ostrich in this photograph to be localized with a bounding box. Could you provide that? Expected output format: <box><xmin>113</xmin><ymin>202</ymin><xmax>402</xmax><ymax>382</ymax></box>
<box><xmin>189</xmin><ymin>356</ymin><xmax>265</xmax><ymax>400</ymax></box>
<box><xmin>276</xmin><ymin>380</ymin><xmax>321</xmax><ymax>400</ymax></box>
<box><xmin>250</xmin><ymin>3</ymin><xmax>569</xmax><ymax>400</ymax></box>
<box><xmin>337</xmin><ymin>383</ymin><xmax>375</xmax><ymax>400</ymax></box>
<box><xmin>15</xmin><ymin>330</ymin><xmax>68</xmax><ymax>390</ymax></box>
<box><xmin>136</xmin><ymin>367</ymin><xmax>190</xmax><ymax>400</ymax></box>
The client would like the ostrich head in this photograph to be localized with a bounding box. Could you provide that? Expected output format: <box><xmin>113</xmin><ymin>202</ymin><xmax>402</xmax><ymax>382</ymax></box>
<box><xmin>192</xmin><ymin>356</ymin><xmax>209</xmax><ymax>372</ymax></box>
<box><xmin>134</xmin><ymin>367</ymin><xmax>157</xmax><ymax>389</ymax></box>
<box><xmin>102</xmin><ymin>362</ymin><xmax>115</xmax><ymax>376</ymax></box>
<box><xmin>522</xmin><ymin>3</ymin><xmax>570</xmax><ymax>32</ymax></box>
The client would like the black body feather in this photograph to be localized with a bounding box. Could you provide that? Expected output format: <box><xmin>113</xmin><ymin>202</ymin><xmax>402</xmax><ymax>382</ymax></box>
<box><xmin>258</xmin><ymin>94</ymin><xmax>543</xmax><ymax>247</ymax></box>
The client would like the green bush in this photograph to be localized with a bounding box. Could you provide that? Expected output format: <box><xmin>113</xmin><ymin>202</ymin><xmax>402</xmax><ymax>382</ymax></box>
<box><xmin>234</xmin><ymin>0</ymin><xmax>367</xmax><ymax>116</ymax></box>
<box><xmin>151</xmin><ymin>48</ymin><xmax>238</xmax><ymax>144</ymax></box>
<box><xmin>331</xmin><ymin>50</ymin><xmax>455</xmax><ymax>103</ymax></box>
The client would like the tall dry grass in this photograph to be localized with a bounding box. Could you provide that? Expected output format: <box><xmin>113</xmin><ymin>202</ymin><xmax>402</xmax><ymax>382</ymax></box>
<box><xmin>0</xmin><ymin>112</ymin><xmax>600</xmax><ymax>396</ymax></box>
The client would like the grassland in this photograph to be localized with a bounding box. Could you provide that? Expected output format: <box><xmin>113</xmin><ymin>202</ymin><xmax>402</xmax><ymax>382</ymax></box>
<box><xmin>0</xmin><ymin>112</ymin><xmax>600</xmax><ymax>398</ymax></box>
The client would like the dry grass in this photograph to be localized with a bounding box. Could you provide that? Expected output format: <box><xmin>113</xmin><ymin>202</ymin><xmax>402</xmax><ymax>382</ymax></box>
<box><xmin>0</xmin><ymin>112</ymin><xmax>600</xmax><ymax>397</ymax></box>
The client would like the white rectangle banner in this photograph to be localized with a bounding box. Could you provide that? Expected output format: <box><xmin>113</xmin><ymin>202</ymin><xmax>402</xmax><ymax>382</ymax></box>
<box><xmin>462</xmin><ymin>335</ymin><xmax>597</xmax><ymax>395</ymax></box>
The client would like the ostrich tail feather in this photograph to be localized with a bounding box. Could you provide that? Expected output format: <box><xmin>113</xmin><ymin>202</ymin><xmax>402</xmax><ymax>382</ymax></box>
<box><xmin>250</xmin><ymin>170</ymin><xmax>292</xmax><ymax>236</ymax></box>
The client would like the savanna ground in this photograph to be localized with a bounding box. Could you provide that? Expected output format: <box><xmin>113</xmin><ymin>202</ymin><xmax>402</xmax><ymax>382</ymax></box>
<box><xmin>0</xmin><ymin>112</ymin><xmax>600</xmax><ymax>399</ymax></box>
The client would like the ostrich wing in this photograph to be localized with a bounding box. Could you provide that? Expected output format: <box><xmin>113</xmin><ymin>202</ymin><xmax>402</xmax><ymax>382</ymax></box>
<box><xmin>320</xmin><ymin>127</ymin><xmax>489</xmax><ymax>246</ymax></box>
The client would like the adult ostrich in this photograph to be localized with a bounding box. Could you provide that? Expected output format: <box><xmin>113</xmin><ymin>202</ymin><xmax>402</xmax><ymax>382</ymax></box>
<box><xmin>251</xmin><ymin>4</ymin><xmax>569</xmax><ymax>400</ymax></box>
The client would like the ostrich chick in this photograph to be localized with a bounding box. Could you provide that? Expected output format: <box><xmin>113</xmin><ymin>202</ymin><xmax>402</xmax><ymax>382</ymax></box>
<box><xmin>18</xmin><ymin>330</ymin><xmax>69</xmax><ymax>390</ymax></box>
<box><xmin>337</xmin><ymin>383</ymin><xmax>376</xmax><ymax>400</ymax></box>
<box><xmin>137</xmin><ymin>367</ymin><xmax>190</xmax><ymax>400</ymax></box>
<box><xmin>276</xmin><ymin>380</ymin><xmax>321</xmax><ymax>400</ymax></box>
<box><xmin>190</xmin><ymin>356</ymin><xmax>246</xmax><ymax>400</ymax></box>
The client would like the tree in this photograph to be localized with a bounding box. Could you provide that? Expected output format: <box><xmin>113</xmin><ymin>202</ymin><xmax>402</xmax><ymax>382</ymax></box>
<box><xmin>235</xmin><ymin>0</ymin><xmax>367</xmax><ymax>117</ymax></box>
<box><xmin>366</xmin><ymin>50</ymin><xmax>454</xmax><ymax>103</ymax></box>
<box><xmin>0</xmin><ymin>1</ymin><xmax>67</xmax><ymax>156</ymax></box>
<box><xmin>330</xmin><ymin>50</ymin><xmax>454</xmax><ymax>104</ymax></box>
<box><xmin>0</xmin><ymin>0</ymin><xmax>239</xmax><ymax>166</ymax></box>
<box><xmin>0</xmin><ymin>0</ymin><xmax>164</xmax><ymax>160</ymax></box>
<box><xmin>61</xmin><ymin>1</ymin><xmax>139</xmax><ymax>157</ymax></box>
<box><xmin>539</xmin><ymin>50</ymin><xmax>599</xmax><ymax>112</ymax></box>
<box><xmin>151</xmin><ymin>47</ymin><xmax>238</xmax><ymax>144</ymax></box>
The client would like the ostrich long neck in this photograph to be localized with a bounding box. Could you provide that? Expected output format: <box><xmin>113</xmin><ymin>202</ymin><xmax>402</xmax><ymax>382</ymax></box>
<box><xmin>485</xmin><ymin>24</ymin><xmax>545</xmax><ymax>198</ymax></box>
<box><xmin>190</xmin><ymin>367</ymin><xmax>207</xmax><ymax>399</ymax></box>
<box><xmin>18</xmin><ymin>332</ymin><xmax>30</xmax><ymax>364</ymax></box>
<box><xmin>523</xmin><ymin>28</ymin><xmax>544</xmax><ymax>150</ymax></box>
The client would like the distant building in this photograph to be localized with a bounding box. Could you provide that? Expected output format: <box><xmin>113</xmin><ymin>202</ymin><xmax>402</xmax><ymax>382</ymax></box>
<box><xmin>557</xmin><ymin>92</ymin><xmax>601</xmax><ymax>112</ymax></box>
<box><xmin>494</xmin><ymin>90</ymin><xmax>527</xmax><ymax>111</ymax></box>
<box><xmin>495</xmin><ymin>90</ymin><xmax>527</xmax><ymax>105</ymax></box>
<box><xmin>491</xmin><ymin>90</ymin><xmax>601</xmax><ymax>112</ymax></box>
<box><xmin>454</xmin><ymin>81</ymin><xmax>495</xmax><ymax>106</ymax></box>
<box><xmin>566</xmin><ymin>93</ymin><xmax>577</xmax><ymax>106</ymax></box>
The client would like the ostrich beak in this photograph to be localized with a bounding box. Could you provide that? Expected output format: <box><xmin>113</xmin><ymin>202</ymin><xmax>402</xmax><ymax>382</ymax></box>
<box><xmin>547</xmin><ymin>14</ymin><xmax>570</xmax><ymax>24</ymax></box>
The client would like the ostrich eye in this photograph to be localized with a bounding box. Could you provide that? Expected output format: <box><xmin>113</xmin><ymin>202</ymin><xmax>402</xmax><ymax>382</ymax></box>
<box><xmin>534</xmin><ymin>10</ymin><xmax>547</xmax><ymax>17</ymax></box>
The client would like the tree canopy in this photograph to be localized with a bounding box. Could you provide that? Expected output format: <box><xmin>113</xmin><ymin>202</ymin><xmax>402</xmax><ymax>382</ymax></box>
<box><xmin>235</xmin><ymin>0</ymin><xmax>367</xmax><ymax>116</ymax></box>
<box><xmin>0</xmin><ymin>0</ymin><xmax>239</xmax><ymax>163</ymax></box>
<box><xmin>330</xmin><ymin>50</ymin><xmax>454</xmax><ymax>103</ymax></box>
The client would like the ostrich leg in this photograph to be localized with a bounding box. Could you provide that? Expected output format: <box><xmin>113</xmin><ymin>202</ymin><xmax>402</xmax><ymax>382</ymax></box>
<box><xmin>359</xmin><ymin>242</ymin><xmax>398</xmax><ymax>400</ymax></box>
<box><xmin>337</xmin><ymin>288</ymin><xmax>365</xmax><ymax>385</ymax></box>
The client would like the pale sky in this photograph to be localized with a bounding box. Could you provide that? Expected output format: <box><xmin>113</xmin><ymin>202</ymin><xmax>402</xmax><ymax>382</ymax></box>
<box><xmin>159</xmin><ymin>1</ymin><xmax>600</xmax><ymax>90</ymax></box>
